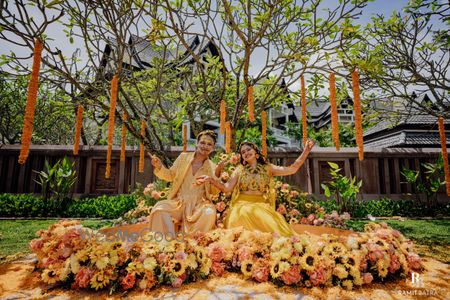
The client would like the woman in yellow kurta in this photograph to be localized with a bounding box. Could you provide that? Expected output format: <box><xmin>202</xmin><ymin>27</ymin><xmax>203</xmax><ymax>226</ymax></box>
<box><xmin>196</xmin><ymin>140</ymin><xmax>314</xmax><ymax>237</ymax></box>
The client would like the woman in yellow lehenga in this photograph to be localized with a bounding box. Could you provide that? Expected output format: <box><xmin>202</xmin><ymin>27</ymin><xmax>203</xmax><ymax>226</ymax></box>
<box><xmin>196</xmin><ymin>140</ymin><xmax>315</xmax><ymax>237</ymax></box>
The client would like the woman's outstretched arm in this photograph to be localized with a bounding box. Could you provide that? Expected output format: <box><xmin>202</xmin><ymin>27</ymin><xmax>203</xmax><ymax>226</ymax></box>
<box><xmin>270</xmin><ymin>140</ymin><xmax>315</xmax><ymax>177</ymax></box>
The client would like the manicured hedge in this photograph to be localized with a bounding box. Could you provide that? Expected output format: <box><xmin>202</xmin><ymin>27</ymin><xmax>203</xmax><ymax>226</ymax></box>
<box><xmin>0</xmin><ymin>194</ymin><xmax>137</xmax><ymax>219</ymax></box>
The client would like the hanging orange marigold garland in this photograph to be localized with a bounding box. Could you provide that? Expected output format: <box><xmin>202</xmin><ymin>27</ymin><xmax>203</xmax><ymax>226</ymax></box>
<box><xmin>105</xmin><ymin>74</ymin><xmax>119</xmax><ymax>179</ymax></box>
<box><xmin>329</xmin><ymin>73</ymin><xmax>340</xmax><ymax>151</ymax></box>
<box><xmin>248</xmin><ymin>86</ymin><xmax>255</xmax><ymax>123</ymax></box>
<box><xmin>438</xmin><ymin>117</ymin><xmax>450</xmax><ymax>196</ymax></box>
<box><xmin>261</xmin><ymin>111</ymin><xmax>267</xmax><ymax>157</ymax></box>
<box><xmin>352</xmin><ymin>69</ymin><xmax>364</xmax><ymax>161</ymax></box>
<box><xmin>73</xmin><ymin>104</ymin><xmax>84</xmax><ymax>155</ymax></box>
<box><xmin>120</xmin><ymin>112</ymin><xmax>128</xmax><ymax>162</ymax></box>
<box><xmin>139</xmin><ymin>120</ymin><xmax>146</xmax><ymax>173</ymax></box>
<box><xmin>18</xmin><ymin>39</ymin><xmax>44</xmax><ymax>164</ymax></box>
<box><xmin>220</xmin><ymin>99</ymin><xmax>227</xmax><ymax>134</ymax></box>
<box><xmin>300</xmin><ymin>75</ymin><xmax>307</xmax><ymax>146</ymax></box>
<box><xmin>183</xmin><ymin>124</ymin><xmax>187</xmax><ymax>152</ymax></box>
<box><xmin>225</xmin><ymin>121</ymin><xmax>231</xmax><ymax>154</ymax></box>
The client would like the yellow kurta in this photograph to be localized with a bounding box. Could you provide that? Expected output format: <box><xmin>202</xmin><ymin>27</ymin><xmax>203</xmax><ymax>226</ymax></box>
<box><xmin>225</xmin><ymin>164</ymin><xmax>295</xmax><ymax>237</ymax></box>
<box><xmin>148</xmin><ymin>152</ymin><xmax>218</xmax><ymax>236</ymax></box>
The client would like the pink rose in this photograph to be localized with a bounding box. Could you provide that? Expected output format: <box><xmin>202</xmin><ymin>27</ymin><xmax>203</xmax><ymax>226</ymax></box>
<box><xmin>121</xmin><ymin>273</ymin><xmax>136</xmax><ymax>290</ymax></box>
<box><xmin>30</xmin><ymin>239</ymin><xmax>43</xmax><ymax>252</ymax></box>
<box><xmin>211</xmin><ymin>261</ymin><xmax>226</xmax><ymax>276</ymax></box>
<box><xmin>300</xmin><ymin>217</ymin><xmax>308</xmax><ymax>224</ymax></box>
<box><xmin>237</xmin><ymin>246</ymin><xmax>254</xmax><ymax>262</ymax></box>
<box><xmin>289</xmin><ymin>209</ymin><xmax>300</xmax><ymax>216</ymax></box>
<box><xmin>389</xmin><ymin>254</ymin><xmax>401</xmax><ymax>273</ymax></box>
<box><xmin>308</xmin><ymin>267</ymin><xmax>328</xmax><ymax>286</ymax></box>
<box><xmin>151</xmin><ymin>190</ymin><xmax>161</xmax><ymax>199</ymax></box>
<box><xmin>290</xmin><ymin>190</ymin><xmax>299</xmax><ymax>198</ymax></box>
<box><xmin>307</xmin><ymin>214</ymin><xmax>316</xmax><ymax>223</ymax></box>
<box><xmin>392</xmin><ymin>230</ymin><xmax>401</xmax><ymax>238</ymax></box>
<box><xmin>252</xmin><ymin>263</ymin><xmax>269</xmax><ymax>282</ymax></box>
<box><xmin>368</xmin><ymin>250</ymin><xmax>385</xmax><ymax>263</ymax></box>
<box><xmin>230</xmin><ymin>154</ymin><xmax>240</xmax><ymax>165</ymax></box>
<box><xmin>362</xmin><ymin>272</ymin><xmax>373</xmax><ymax>284</ymax></box>
<box><xmin>73</xmin><ymin>267</ymin><xmax>94</xmax><ymax>289</ymax></box>
<box><xmin>277</xmin><ymin>204</ymin><xmax>287</xmax><ymax>215</ymax></box>
<box><xmin>172</xmin><ymin>277</ymin><xmax>183</xmax><ymax>288</ymax></box>
<box><xmin>216</xmin><ymin>201</ymin><xmax>226</xmax><ymax>213</ymax></box>
<box><xmin>282</xmin><ymin>183</ymin><xmax>290</xmax><ymax>190</ymax></box>
<box><xmin>175</xmin><ymin>251</ymin><xmax>187</xmax><ymax>260</ymax></box>
<box><xmin>281</xmin><ymin>265</ymin><xmax>302</xmax><ymax>285</ymax></box>
<box><xmin>157</xmin><ymin>253</ymin><xmax>167</xmax><ymax>263</ymax></box>
<box><xmin>209</xmin><ymin>244</ymin><xmax>226</xmax><ymax>262</ymax></box>
<box><xmin>407</xmin><ymin>253</ymin><xmax>422</xmax><ymax>270</ymax></box>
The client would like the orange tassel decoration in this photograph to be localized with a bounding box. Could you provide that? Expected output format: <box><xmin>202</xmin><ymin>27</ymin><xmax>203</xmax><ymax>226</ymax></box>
<box><xmin>352</xmin><ymin>69</ymin><xmax>364</xmax><ymax>161</ymax></box>
<box><xmin>220</xmin><ymin>99</ymin><xmax>226</xmax><ymax>134</ymax></box>
<box><xmin>261</xmin><ymin>111</ymin><xmax>267</xmax><ymax>157</ymax></box>
<box><xmin>105</xmin><ymin>74</ymin><xmax>119</xmax><ymax>179</ymax></box>
<box><xmin>120</xmin><ymin>112</ymin><xmax>128</xmax><ymax>162</ymax></box>
<box><xmin>73</xmin><ymin>104</ymin><xmax>84</xmax><ymax>155</ymax></box>
<box><xmin>183</xmin><ymin>124</ymin><xmax>187</xmax><ymax>152</ymax></box>
<box><xmin>329</xmin><ymin>73</ymin><xmax>340</xmax><ymax>151</ymax></box>
<box><xmin>300</xmin><ymin>75</ymin><xmax>307</xmax><ymax>146</ymax></box>
<box><xmin>139</xmin><ymin>119</ymin><xmax>146</xmax><ymax>173</ymax></box>
<box><xmin>18</xmin><ymin>39</ymin><xmax>43</xmax><ymax>164</ymax></box>
<box><xmin>248</xmin><ymin>86</ymin><xmax>255</xmax><ymax>123</ymax></box>
<box><xmin>438</xmin><ymin>117</ymin><xmax>450</xmax><ymax>196</ymax></box>
<box><xmin>225</xmin><ymin>121</ymin><xmax>231</xmax><ymax>154</ymax></box>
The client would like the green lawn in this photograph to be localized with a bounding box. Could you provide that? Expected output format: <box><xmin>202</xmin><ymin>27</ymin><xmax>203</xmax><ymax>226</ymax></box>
<box><xmin>346</xmin><ymin>219</ymin><xmax>450</xmax><ymax>263</ymax></box>
<box><xmin>0</xmin><ymin>219</ymin><xmax>112</xmax><ymax>262</ymax></box>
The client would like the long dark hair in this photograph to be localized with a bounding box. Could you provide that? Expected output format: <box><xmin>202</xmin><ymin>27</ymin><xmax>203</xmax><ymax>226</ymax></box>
<box><xmin>239</xmin><ymin>141</ymin><xmax>267</xmax><ymax>166</ymax></box>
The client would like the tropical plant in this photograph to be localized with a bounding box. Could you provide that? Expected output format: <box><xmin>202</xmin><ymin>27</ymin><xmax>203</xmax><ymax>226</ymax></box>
<box><xmin>401</xmin><ymin>154</ymin><xmax>445</xmax><ymax>213</ymax></box>
<box><xmin>34</xmin><ymin>157</ymin><xmax>77</xmax><ymax>208</ymax></box>
<box><xmin>321</xmin><ymin>162</ymin><xmax>362</xmax><ymax>213</ymax></box>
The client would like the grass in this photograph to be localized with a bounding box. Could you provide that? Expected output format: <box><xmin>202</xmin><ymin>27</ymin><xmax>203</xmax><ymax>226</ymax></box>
<box><xmin>0</xmin><ymin>219</ymin><xmax>112</xmax><ymax>262</ymax></box>
<box><xmin>346</xmin><ymin>219</ymin><xmax>450</xmax><ymax>263</ymax></box>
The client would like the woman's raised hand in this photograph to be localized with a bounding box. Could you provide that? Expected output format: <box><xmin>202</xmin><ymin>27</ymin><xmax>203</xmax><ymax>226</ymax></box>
<box><xmin>304</xmin><ymin>139</ymin><xmax>316</xmax><ymax>152</ymax></box>
<box><xmin>194</xmin><ymin>175</ymin><xmax>211</xmax><ymax>186</ymax></box>
<box><xmin>147</xmin><ymin>152</ymin><xmax>162</xmax><ymax>170</ymax></box>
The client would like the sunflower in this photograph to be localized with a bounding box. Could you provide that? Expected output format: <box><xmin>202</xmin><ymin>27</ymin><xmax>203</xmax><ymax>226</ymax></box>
<box><xmin>344</xmin><ymin>251</ymin><xmax>361</xmax><ymax>269</ymax></box>
<box><xmin>186</xmin><ymin>254</ymin><xmax>198</xmax><ymax>270</ymax></box>
<box><xmin>196</xmin><ymin>248</ymin><xmax>208</xmax><ymax>262</ymax></box>
<box><xmin>90</xmin><ymin>269</ymin><xmax>115</xmax><ymax>290</ymax></box>
<box><xmin>351</xmin><ymin>268</ymin><xmax>363</xmax><ymax>286</ymax></box>
<box><xmin>373</xmin><ymin>238</ymin><xmax>390</xmax><ymax>251</ymax></box>
<box><xmin>241</xmin><ymin>260</ymin><xmax>254</xmax><ymax>278</ymax></box>
<box><xmin>300</xmin><ymin>253</ymin><xmax>317</xmax><ymax>272</ymax></box>
<box><xmin>127</xmin><ymin>261</ymin><xmax>145</xmax><ymax>275</ymax></box>
<box><xmin>143</xmin><ymin>257</ymin><xmax>157</xmax><ymax>272</ymax></box>
<box><xmin>199</xmin><ymin>258</ymin><xmax>212</xmax><ymax>276</ymax></box>
<box><xmin>41</xmin><ymin>268</ymin><xmax>59</xmax><ymax>284</ymax></box>
<box><xmin>342</xmin><ymin>279</ymin><xmax>353</xmax><ymax>290</ymax></box>
<box><xmin>377</xmin><ymin>258</ymin><xmax>389</xmax><ymax>278</ymax></box>
<box><xmin>169</xmin><ymin>259</ymin><xmax>187</xmax><ymax>277</ymax></box>
<box><xmin>293</xmin><ymin>242</ymin><xmax>304</xmax><ymax>255</ymax></box>
<box><xmin>398</xmin><ymin>254</ymin><xmax>410</xmax><ymax>274</ymax></box>
<box><xmin>270</xmin><ymin>260</ymin><xmax>290</xmax><ymax>278</ymax></box>
<box><xmin>333</xmin><ymin>264</ymin><xmax>348</xmax><ymax>280</ymax></box>
<box><xmin>70</xmin><ymin>254</ymin><xmax>80</xmax><ymax>274</ymax></box>
<box><xmin>323</xmin><ymin>242</ymin><xmax>348</xmax><ymax>259</ymax></box>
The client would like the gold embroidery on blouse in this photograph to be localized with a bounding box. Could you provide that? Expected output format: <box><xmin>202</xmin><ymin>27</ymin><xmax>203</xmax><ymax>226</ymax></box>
<box><xmin>239</xmin><ymin>164</ymin><xmax>270</xmax><ymax>193</ymax></box>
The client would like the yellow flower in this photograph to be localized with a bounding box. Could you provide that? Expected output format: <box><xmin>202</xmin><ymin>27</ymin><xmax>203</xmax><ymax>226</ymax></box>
<box><xmin>90</xmin><ymin>269</ymin><xmax>116</xmax><ymax>290</ymax></box>
<box><xmin>323</xmin><ymin>242</ymin><xmax>348</xmax><ymax>259</ymax></box>
<box><xmin>377</xmin><ymin>258</ymin><xmax>389</xmax><ymax>278</ymax></box>
<box><xmin>186</xmin><ymin>254</ymin><xmax>198</xmax><ymax>270</ymax></box>
<box><xmin>200</xmin><ymin>258</ymin><xmax>212</xmax><ymax>276</ymax></box>
<box><xmin>196</xmin><ymin>248</ymin><xmax>208</xmax><ymax>262</ymax></box>
<box><xmin>143</xmin><ymin>257</ymin><xmax>157</xmax><ymax>272</ymax></box>
<box><xmin>398</xmin><ymin>253</ymin><xmax>409</xmax><ymax>274</ymax></box>
<box><xmin>342</xmin><ymin>279</ymin><xmax>353</xmax><ymax>290</ymax></box>
<box><xmin>293</xmin><ymin>242</ymin><xmax>304</xmax><ymax>254</ymax></box>
<box><xmin>333</xmin><ymin>264</ymin><xmax>348</xmax><ymax>279</ymax></box>
<box><xmin>169</xmin><ymin>259</ymin><xmax>187</xmax><ymax>277</ymax></box>
<box><xmin>127</xmin><ymin>261</ymin><xmax>145</xmax><ymax>275</ymax></box>
<box><xmin>41</xmin><ymin>268</ymin><xmax>59</xmax><ymax>284</ymax></box>
<box><xmin>270</xmin><ymin>260</ymin><xmax>290</xmax><ymax>279</ymax></box>
<box><xmin>241</xmin><ymin>260</ymin><xmax>254</xmax><ymax>278</ymax></box>
<box><xmin>70</xmin><ymin>254</ymin><xmax>80</xmax><ymax>274</ymax></box>
<box><xmin>299</xmin><ymin>253</ymin><xmax>316</xmax><ymax>272</ymax></box>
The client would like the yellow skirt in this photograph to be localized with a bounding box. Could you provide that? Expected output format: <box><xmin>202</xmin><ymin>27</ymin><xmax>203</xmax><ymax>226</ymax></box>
<box><xmin>225</xmin><ymin>194</ymin><xmax>295</xmax><ymax>237</ymax></box>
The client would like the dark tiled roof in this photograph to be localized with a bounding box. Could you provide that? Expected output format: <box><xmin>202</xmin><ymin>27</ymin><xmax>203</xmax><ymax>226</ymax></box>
<box><xmin>364</xmin><ymin>131</ymin><xmax>450</xmax><ymax>148</ymax></box>
<box><xmin>364</xmin><ymin>114</ymin><xmax>450</xmax><ymax>137</ymax></box>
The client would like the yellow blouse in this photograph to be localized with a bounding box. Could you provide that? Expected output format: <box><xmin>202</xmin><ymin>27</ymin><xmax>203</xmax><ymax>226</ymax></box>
<box><xmin>238</xmin><ymin>164</ymin><xmax>271</xmax><ymax>193</ymax></box>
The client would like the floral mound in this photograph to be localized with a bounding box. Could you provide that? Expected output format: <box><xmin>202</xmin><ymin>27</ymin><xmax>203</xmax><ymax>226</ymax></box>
<box><xmin>29</xmin><ymin>220</ymin><xmax>424</xmax><ymax>293</ymax></box>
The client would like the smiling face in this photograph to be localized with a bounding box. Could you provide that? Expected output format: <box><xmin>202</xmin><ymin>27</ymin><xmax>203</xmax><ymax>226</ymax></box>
<box><xmin>195</xmin><ymin>135</ymin><xmax>215</xmax><ymax>157</ymax></box>
<box><xmin>240</xmin><ymin>144</ymin><xmax>257</xmax><ymax>163</ymax></box>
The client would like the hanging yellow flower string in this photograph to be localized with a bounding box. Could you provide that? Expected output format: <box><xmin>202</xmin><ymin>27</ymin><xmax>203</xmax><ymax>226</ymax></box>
<box><xmin>351</xmin><ymin>69</ymin><xmax>364</xmax><ymax>161</ymax></box>
<box><xmin>183</xmin><ymin>124</ymin><xmax>187</xmax><ymax>152</ymax></box>
<box><xmin>220</xmin><ymin>99</ymin><xmax>227</xmax><ymax>134</ymax></box>
<box><xmin>248</xmin><ymin>85</ymin><xmax>255</xmax><ymax>123</ymax></box>
<box><xmin>120</xmin><ymin>112</ymin><xmax>128</xmax><ymax>162</ymax></box>
<box><xmin>73</xmin><ymin>104</ymin><xmax>84</xmax><ymax>155</ymax></box>
<box><xmin>105</xmin><ymin>74</ymin><xmax>119</xmax><ymax>178</ymax></box>
<box><xmin>300</xmin><ymin>75</ymin><xmax>307</xmax><ymax>146</ymax></box>
<box><xmin>18</xmin><ymin>39</ymin><xmax>44</xmax><ymax>164</ymax></box>
<box><xmin>225</xmin><ymin>121</ymin><xmax>231</xmax><ymax>154</ymax></box>
<box><xmin>261</xmin><ymin>111</ymin><xmax>267</xmax><ymax>157</ymax></box>
<box><xmin>329</xmin><ymin>73</ymin><xmax>340</xmax><ymax>151</ymax></box>
<box><xmin>139</xmin><ymin>119</ymin><xmax>146</xmax><ymax>173</ymax></box>
<box><xmin>438</xmin><ymin>117</ymin><xmax>450</xmax><ymax>196</ymax></box>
